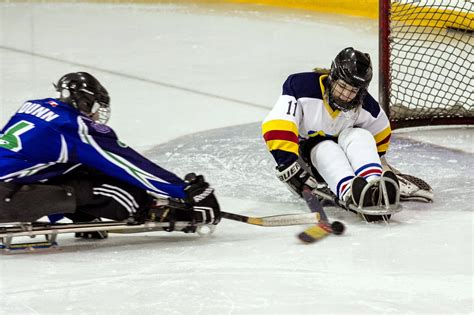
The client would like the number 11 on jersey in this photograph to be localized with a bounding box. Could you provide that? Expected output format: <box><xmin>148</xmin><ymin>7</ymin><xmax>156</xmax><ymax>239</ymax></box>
<box><xmin>286</xmin><ymin>100</ymin><xmax>297</xmax><ymax>116</ymax></box>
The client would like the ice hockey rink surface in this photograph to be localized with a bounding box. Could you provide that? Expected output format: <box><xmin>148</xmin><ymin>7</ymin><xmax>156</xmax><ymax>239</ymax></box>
<box><xmin>0</xmin><ymin>2</ymin><xmax>472</xmax><ymax>314</ymax></box>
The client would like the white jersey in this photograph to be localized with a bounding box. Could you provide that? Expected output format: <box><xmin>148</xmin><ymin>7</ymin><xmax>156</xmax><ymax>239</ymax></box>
<box><xmin>262</xmin><ymin>72</ymin><xmax>391</xmax><ymax>167</ymax></box>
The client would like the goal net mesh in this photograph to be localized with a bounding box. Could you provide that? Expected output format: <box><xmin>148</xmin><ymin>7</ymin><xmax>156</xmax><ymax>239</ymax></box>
<box><xmin>386</xmin><ymin>0</ymin><xmax>473</xmax><ymax>127</ymax></box>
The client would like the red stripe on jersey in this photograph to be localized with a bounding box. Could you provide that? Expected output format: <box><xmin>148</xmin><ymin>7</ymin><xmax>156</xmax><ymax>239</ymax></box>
<box><xmin>263</xmin><ymin>130</ymin><xmax>298</xmax><ymax>143</ymax></box>
<box><xmin>376</xmin><ymin>134</ymin><xmax>391</xmax><ymax>146</ymax></box>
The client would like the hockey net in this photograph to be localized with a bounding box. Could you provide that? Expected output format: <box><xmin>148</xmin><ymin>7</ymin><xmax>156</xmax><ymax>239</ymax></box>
<box><xmin>379</xmin><ymin>0</ymin><xmax>473</xmax><ymax>129</ymax></box>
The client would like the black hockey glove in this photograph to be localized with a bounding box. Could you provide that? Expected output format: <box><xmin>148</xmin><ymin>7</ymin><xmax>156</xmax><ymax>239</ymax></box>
<box><xmin>183</xmin><ymin>173</ymin><xmax>221</xmax><ymax>225</ymax></box>
<box><xmin>276</xmin><ymin>160</ymin><xmax>322</xmax><ymax>197</ymax></box>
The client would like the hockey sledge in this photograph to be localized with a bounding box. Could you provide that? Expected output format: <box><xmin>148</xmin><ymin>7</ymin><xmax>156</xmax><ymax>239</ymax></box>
<box><xmin>0</xmin><ymin>220</ymin><xmax>214</xmax><ymax>252</ymax></box>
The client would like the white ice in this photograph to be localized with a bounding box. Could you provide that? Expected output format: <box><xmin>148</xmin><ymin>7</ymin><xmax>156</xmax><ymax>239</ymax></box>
<box><xmin>0</xmin><ymin>3</ymin><xmax>472</xmax><ymax>314</ymax></box>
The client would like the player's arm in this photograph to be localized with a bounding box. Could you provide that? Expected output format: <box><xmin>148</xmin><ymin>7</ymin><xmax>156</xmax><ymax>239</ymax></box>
<box><xmin>262</xmin><ymin>76</ymin><xmax>320</xmax><ymax>196</ymax></box>
<box><xmin>357</xmin><ymin>93</ymin><xmax>392</xmax><ymax>156</ymax></box>
<box><xmin>70</xmin><ymin>117</ymin><xmax>187</xmax><ymax>199</ymax></box>
<box><xmin>262</xmin><ymin>76</ymin><xmax>302</xmax><ymax>166</ymax></box>
<box><xmin>71</xmin><ymin>118</ymin><xmax>222</xmax><ymax>222</ymax></box>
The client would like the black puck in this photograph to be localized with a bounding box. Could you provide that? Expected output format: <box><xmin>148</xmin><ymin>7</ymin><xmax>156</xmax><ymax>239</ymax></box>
<box><xmin>331</xmin><ymin>221</ymin><xmax>345</xmax><ymax>235</ymax></box>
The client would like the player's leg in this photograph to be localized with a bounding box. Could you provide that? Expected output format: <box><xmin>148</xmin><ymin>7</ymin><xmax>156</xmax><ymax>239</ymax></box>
<box><xmin>338</xmin><ymin>127</ymin><xmax>399</xmax><ymax>208</ymax></box>
<box><xmin>0</xmin><ymin>182</ymin><xmax>76</xmax><ymax>223</ymax></box>
<box><xmin>63</xmin><ymin>175</ymin><xmax>153</xmax><ymax>222</ymax></box>
<box><xmin>62</xmin><ymin>170</ymin><xmax>220</xmax><ymax>233</ymax></box>
<box><xmin>309</xmin><ymin>140</ymin><xmax>355</xmax><ymax>203</ymax></box>
<box><xmin>37</xmin><ymin>166</ymin><xmax>152</xmax><ymax>239</ymax></box>
<box><xmin>338</xmin><ymin>127</ymin><xmax>383</xmax><ymax>183</ymax></box>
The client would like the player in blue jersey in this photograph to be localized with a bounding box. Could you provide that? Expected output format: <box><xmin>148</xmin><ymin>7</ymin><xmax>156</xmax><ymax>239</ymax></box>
<box><xmin>0</xmin><ymin>72</ymin><xmax>220</xmax><ymax>236</ymax></box>
<box><xmin>263</xmin><ymin>48</ymin><xmax>401</xmax><ymax>220</ymax></box>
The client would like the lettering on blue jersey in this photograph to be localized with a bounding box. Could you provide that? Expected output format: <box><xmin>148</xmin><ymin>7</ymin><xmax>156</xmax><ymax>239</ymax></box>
<box><xmin>17</xmin><ymin>102</ymin><xmax>59</xmax><ymax>122</ymax></box>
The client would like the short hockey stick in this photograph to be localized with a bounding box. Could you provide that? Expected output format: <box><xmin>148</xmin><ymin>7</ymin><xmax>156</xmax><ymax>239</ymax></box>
<box><xmin>161</xmin><ymin>199</ymin><xmax>322</xmax><ymax>227</ymax></box>
<box><xmin>221</xmin><ymin>211</ymin><xmax>320</xmax><ymax>227</ymax></box>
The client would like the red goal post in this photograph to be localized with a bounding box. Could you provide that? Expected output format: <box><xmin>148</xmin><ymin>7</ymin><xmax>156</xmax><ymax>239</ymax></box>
<box><xmin>379</xmin><ymin>0</ymin><xmax>473</xmax><ymax>129</ymax></box>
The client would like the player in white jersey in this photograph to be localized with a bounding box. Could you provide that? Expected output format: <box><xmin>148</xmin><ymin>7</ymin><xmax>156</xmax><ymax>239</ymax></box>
<box><xmin>262</xmin><ymin>47</ymin><xmax>399</xmax><ymax>219</ymax></box>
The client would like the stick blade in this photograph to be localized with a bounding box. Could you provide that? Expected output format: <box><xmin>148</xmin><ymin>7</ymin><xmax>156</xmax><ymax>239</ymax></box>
<box><xmin>297</xmin><ymin>223</ymin><xmax>331</xmax><ymax>243</ymax></box>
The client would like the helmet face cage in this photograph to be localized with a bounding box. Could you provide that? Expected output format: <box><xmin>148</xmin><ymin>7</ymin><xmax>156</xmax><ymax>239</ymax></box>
<box><xmin>55</xmin><ymin>72</ymin><xmax>111</xmax><ymax>124</ymax></box>
<box><xmin>327</xmin><ymin>47</ymin><xmax>372</xmax><ymax>112</ymax></box>
<box><xmin>327</xmin><ymin>77</ymin><xmax>367</xmax><ymax>112</ymax></box>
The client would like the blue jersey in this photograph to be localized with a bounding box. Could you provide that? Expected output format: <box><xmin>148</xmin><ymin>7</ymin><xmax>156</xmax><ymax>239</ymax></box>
<box><xmin>0</xmin><ymin>98</ymin><xmax>186</xmax><ymax>199</ymax></box>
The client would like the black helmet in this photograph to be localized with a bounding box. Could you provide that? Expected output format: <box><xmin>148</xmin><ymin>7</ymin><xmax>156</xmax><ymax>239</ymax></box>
<box><xmin>55</xmin><ymin>72</ymin><xmax>110</xmax><ymax>122</ymax></box>
<box><xmin>327</xmin><ymin>47</ymin><xmax>373</xmax><ymax>111</ymax></box>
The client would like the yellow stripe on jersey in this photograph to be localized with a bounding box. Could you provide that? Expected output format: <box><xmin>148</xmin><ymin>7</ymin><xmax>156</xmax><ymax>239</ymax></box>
<box><xmin>377</xmin><ymin>142</ymin><xmax>390</xmax><ymax>153</ymax></box>
<box><xmin>262</xmin><ymin>119</ymin><xmax>298</xmax><ymax>136</ymax></box>
<box><xmin>374</xmin><ymin>126</ymin><xmax>392</xmax><ymax>153</ymax></box>
<box><xmin>265</xmin><ymin>140</ymin><xmax>299</xmax><ymax>155</ymax></box>
<box><xmin>319</xmin><ymin>74</ymin><xmax>340</xmax><ymax>119</ymax></box>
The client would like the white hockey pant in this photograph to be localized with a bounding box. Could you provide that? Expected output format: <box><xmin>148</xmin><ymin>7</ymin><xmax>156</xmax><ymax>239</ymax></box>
<box><xmin>310</xmin><ymin>128</ymin><xmax>383</xmax><ymax>201</ymax></box>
